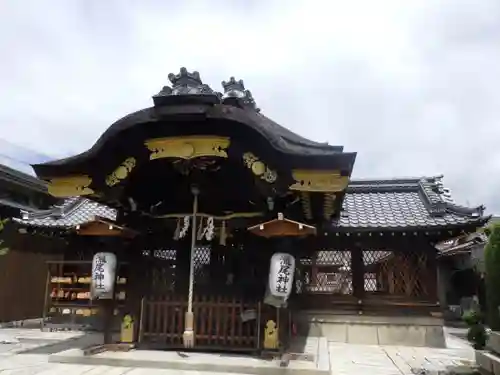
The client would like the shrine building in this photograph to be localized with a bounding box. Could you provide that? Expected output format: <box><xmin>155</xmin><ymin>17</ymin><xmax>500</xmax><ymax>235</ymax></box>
<box><xmin>13</xmin><ymin>68</ymin><xmax>490</xmax><ymax>351</ymax></box>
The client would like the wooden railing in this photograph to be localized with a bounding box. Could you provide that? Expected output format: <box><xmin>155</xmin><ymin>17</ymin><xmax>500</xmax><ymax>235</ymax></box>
<box><xmin>139</xmin><ymin>294</ymin><xmax>261</xmax><ymax>351</ymax></box>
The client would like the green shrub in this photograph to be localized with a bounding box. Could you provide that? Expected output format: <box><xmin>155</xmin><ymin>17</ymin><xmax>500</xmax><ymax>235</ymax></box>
<box><xmin>463</xmin><ymin>310</ymin><xmax>482</xmax><ymax>325</ymax></box>
<box><xmin>0</xmin><ymin>218</ymin><xmax>9</xmax><ymax>256</ymax></box>
<box><xmin>467</xmin><ymin>324</ymin><xmax>487</xmax><ymax>349</ymax></box>
<box><xmin>463</xmin><ymin>310</ymin><xmax>487</xmax><ymax>349</ymax></box>
<box><xmin>485</xmin><ymin>223</ymin><xmax>500</xmax><ymax>330</ymax></box>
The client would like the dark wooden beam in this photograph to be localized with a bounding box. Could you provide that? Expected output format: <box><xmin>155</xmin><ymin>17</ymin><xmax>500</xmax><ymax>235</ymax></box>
<box><xmin>76</xmin><ymin>219</ymin><xmax>138</xmax><ymax>238</ymax></box>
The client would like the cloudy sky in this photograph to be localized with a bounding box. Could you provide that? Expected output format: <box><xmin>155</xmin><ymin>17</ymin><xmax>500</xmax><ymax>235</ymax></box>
<box><xmin>1</xmin><ymin>0</ymin><xmax>499</xmax><ymax>213</ymax></box>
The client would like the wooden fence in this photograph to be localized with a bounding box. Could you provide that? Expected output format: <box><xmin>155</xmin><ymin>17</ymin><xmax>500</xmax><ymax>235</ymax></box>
<box><xmin>139</xmin><ymin>294</ymin><xmax>262</xmax><ymax>351</ymax></box>
<box><xmin>0</xmin><ymin>229</ymin><xmax>64</xmax><ymax>323</ymax></box>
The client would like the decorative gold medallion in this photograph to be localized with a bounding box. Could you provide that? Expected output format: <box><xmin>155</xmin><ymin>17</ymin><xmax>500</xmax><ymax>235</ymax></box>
<box><xmin>251</xmin><ymin>161</ymin><xmax>266</xmax><ymax>176</ymax></box>
<box><xmin>105</xmin><ymin>157</ymin><xmax>136</xmax><ymax>187</ymax></box>
<box><xmin>242</xmin><ymin>152</ymin><xmax>277</xmax><ymax>183</ymax></box>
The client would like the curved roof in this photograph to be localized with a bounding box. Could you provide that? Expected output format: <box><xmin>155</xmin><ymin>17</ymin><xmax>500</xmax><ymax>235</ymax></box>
<box><xmin>33</xmin><ymin>68</ymin><xmax>356</xmax><ymax>178</ymax></box>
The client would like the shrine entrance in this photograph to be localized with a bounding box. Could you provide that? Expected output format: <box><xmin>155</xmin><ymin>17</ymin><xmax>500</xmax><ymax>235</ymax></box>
<box><xmin>130</xmin><ymin>234</ymin><xmax>298</xmax><ymax>351</ymax></box>
<box><xmin>132</xmin><ymin>243</ymin><xmax>271</xmax><ymax>351</ymax></box>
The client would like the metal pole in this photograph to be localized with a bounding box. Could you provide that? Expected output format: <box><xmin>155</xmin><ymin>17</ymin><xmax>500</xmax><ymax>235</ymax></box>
<box><xmin>183</xmin><ymin>186</ymin><xmax>199</xmax><ymax>348</ymax></box>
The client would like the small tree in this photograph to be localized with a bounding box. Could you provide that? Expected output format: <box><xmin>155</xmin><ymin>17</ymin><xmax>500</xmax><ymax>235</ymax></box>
<box><xmin>485</xmin><ymin>223</ymin><xmax>500</xmax><ymax>330</ymax></box>
<box><xmin>0</xmin><ymin>218</ymin><xmax>9</xmax><ymax>256</ymax></box>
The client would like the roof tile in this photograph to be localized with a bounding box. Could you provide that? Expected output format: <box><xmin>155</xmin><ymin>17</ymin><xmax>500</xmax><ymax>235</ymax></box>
<box><xmin>13</xmin><ymin>198</ymin><xmax>116</xmax><ymax>228</ymax></box>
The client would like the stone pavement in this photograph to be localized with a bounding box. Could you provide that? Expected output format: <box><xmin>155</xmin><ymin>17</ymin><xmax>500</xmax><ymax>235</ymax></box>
<box><xmin>328</xmin><ymin>328</ymin><xmax>475</xmax><ymax>375</ymax></box>
<box><xmin>0</xmin><ymin>327</ymin><xmax>476</xmax><ymax>375</ymax></box>
<box><xmin>0</xmin><ymin>328</ymin><xmax>84</xmax><ymax>355</ymax></box>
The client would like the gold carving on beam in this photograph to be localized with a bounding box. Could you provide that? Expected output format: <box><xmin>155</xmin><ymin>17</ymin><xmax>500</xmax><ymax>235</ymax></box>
<box><xmin>290</xmin><ymin>170</ymin><xmax>349</xmax><ymax>192</ymax></box>
<box><xmin>242</xmin><ymin>152</ymin><xmax>277</xmax><ymax>183</ymax></box>
<box><xmin>145</xmin><ymin>136</ymin><xmax>230</xmax><ymax>160</ymax></box>
<box><xmin>47</xmin><ymin>176</ymin><xmax>94</xmax><ymax>197</ymax></box>
<box><xmin>323</xmin><ymin>194</ymin><xmax>336</xmax><ymax>220</ymax></box>
<box><xmin>300</xmin><ymin>192</ymin><xmax>313</xmax><ymax>220</ymax></box>
<box><xmin>105</xmin><ymin>157</ymin><xmax>136</xmax><ymax>187</ymax></box>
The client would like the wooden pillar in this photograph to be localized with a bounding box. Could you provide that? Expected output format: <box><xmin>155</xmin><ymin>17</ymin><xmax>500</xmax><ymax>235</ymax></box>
<box><xmin>209</xmin><ymin>244</ymin><xmax>222</xmax><ymax>287</ymax></box>
<box><xmin>123</xmin><ymin>237</ymin><xmax>144</xmax><ymax>342</ymax></box>
<box><xmin>351</xmin><ymin>249</ymin><xmax>364</xmax><ymax>300</ymax></box>
<box><xmin>175</xmin><ymin>238</ymin><xmax>190</xmax><ymax>294</ymax></box>
<box><xmin>311</xmin><ymin>252</ymin><xmax>318</xmax><ymax>287</ymax></box>
<box><xmin>93</xmin><ymin>237</ymin><xmax>120</xmax><ymax>345</ymax></box>
<box><xmin>99</xmin><ymin>298</ymin><xmax>114</xmax><ymax>344</ymax></box>
<box><xmin>388</xmin><ymin>261</ymin><xmax>395</xmax><ymax>294</ymax></box>
<box><xmin>425</xmin><ymin>244</ymin><xmax>439</xmax><ymax>303</ymax></box>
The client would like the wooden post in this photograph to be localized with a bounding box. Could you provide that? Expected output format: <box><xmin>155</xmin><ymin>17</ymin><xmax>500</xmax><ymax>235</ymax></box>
<box><xmin>311</xmin><ymin>252</ymin><xmax>318</xmax><ymax>287</ymax></box>
<box><xmin>41</xmin><ymin>269</ymin><xmax>50</xmax><ymax>330</ymax></box>
<box><xmin>92</xmin><ymin>239</ymin><xmax>119</xmax><ymax>345</ymax></box>
<box><xmin>101</xmin><ymin>298</ymin><xmax>114</xmax><ymax>344</ymax></box>
<box><xmin>425</xmin><ymin>244</ymin><xmax>439</xmax><ymax>303</ymax></box>
<box><xmin>351</xmin><ymin>249</ymin><xmax>365</xmax><ymax>302</ymax></box>
<box><xmin>103</xmin><ymin>246</ymin><xmax>118</xmax><ymax>345</ymax></box>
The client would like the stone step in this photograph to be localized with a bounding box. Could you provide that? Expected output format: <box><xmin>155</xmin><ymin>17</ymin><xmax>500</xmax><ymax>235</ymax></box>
<box><xmin>49</xmin><ymin>338</ymin><xmax>330</xmax><ymax>375</ymax></box>
<box><xmin>476</xmin><ymin>350</ymin><xmax>500</xmax><ymax>374</ymax></box>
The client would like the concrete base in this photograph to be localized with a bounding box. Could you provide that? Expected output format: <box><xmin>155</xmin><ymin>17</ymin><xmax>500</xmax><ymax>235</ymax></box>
<box><xmin>476</xmin><ymin>350</ymin><xmax>500</xmax><ymax>374</ymax></box>
<box><xmin>49</xmin><ymin>337</ymin><xmax>330</xmax><ymax>375</ymax></box>
<box><xmin>0</xmin><ymin>318</ymin><xmax>43</xmax><ymax>329</ymax></box>
<box><xmin>295</xmin><ymin>311</ymin><xmax>446</xmax><ymax>348</ymax></box>
<box><xmin>477</xmin><ymin>332</ymin><xmax>500</xmax><ymax>375</ymax></box>
<box><xmin>488</xmin><ymin>332</ymin><xmax>500</xmax><ymax>355</ymax></box>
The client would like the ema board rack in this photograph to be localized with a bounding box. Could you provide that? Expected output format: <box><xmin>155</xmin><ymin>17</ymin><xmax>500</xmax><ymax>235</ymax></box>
<box><xmin>43</xmin><ymin>260</ymin><xmax>128</xmax><ymax>331</ymax></box>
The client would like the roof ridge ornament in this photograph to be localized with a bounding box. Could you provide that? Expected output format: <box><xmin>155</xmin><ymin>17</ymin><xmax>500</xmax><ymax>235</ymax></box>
<box><xmin>154</xmin><ymin>67</ymin><xmax>221</xmax><ymax>100</ymax></box>
<box><xmin>221</xmin><ymin>77</ymin><xmax>260</xmax><ymax>112</ymax></box>
<box><xmin>169</xmin><ymin>67</ymin><xmax>202</xmax><ymax>86</ymax></box>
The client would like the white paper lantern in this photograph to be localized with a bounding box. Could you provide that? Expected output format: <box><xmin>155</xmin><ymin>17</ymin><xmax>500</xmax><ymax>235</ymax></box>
<box><xmin>91</xmin><ymin>252</ymin><xmax>117</xmax><ymax>300</ymax></box>
<box><xmin>268</xmin><ymin>252</ymin><xmax>295</xmax><ymax>299</ymax></box>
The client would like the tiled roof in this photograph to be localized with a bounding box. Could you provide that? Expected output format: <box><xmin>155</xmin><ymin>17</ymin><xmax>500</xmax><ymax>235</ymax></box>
<box><xmin>338</xmin><ymin>176</ymin><xmax>486</xmax><ymax>230</ymax></box>
<box><xmin>435</xmin><ymin>232</ymin><xmax>488</xmax><ymax>257</ymax></box>
<box><xmin>14</xmin><ymin>175</ymin><xmax>487</xmax><ymax>231</ymax></box>
<box><xmin>13</xmin><ymin>197</ymin><xmax>116</xmax><ymax>228</ymax></box>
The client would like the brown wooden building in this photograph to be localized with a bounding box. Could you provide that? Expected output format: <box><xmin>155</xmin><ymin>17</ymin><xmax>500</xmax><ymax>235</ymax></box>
<box><xmin>14</xmin><ymin>68</ymin><xmax>490</xmax><ymax>349</ymax></box>
<box><xmin>0</xmin><ymin>162</ymin><xmax>63</xmax><ymax>324</ymax></box>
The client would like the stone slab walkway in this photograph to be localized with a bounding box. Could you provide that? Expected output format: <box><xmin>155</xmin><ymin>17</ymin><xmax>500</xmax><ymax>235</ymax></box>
<box><xmin>328</xmin><ymin>329</ymin><xmax>475</xmax><ymax>375</ymax></box>
<box><xmin>0</xmin><ymin>353</ymin><xmax>255</xmax><ymax>375</ymax></box>
<box><xmin>0</xmin><ymin>327</ymin><xmax>476</xmax><ymax>375</ymax></box>
<box><xmin>329</xmin><ymin>343</ymin><xmax>474</xmax><ymax>375</ymax></box>
<box><xmin>0</xmin><ymin>329</ymin><xmax>85</xmax><ymax>356</ymax></box>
